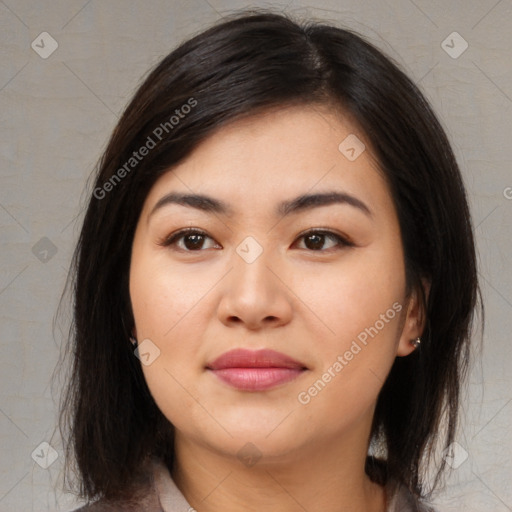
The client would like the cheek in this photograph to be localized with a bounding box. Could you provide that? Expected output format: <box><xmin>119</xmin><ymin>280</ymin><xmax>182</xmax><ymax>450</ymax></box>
<box><xmin>292</xmin><ymin>243</ymin><xmax>406</xmax><ymax>414</ymax></box>
<box><xmin>294</xmin><ymin>291</ymin><xmax>404</xmax><ymax>435</ymax></box>
<box><xmin>140</xmin><ymin>360</ymin><xmax>205</xmax><ymax>435</ymax></box>
<box><xmin>298</xmin><ymin>247</ymin><xmax>405</xmax><ymax>347</ymax></box>
<box><xmin>130</xmin><ymin>271</ymin><xmax>206</xmax><ymax>430</ymax></box>
<box><xmin>130</xmin><ymin>253</ymin><xmax>211</xmax><ymax>339</ymax></box>
<box><xmin>129</xmin><ymin>252</ymin><xmax>214</xmax><ymax>420</ymax></box>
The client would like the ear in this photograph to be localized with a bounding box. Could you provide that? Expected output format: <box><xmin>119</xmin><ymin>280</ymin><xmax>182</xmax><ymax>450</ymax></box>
<box><xmin>397</xmin><ymin>278</ymin><xmax>430</xmax><ymax>357</ymax></box>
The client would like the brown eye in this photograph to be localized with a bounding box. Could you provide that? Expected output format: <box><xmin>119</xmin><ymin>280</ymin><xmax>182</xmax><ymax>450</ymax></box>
<box><xmin>158</xmin><ymin>229</ymin><xmax>220</xmax><ymax>251</ymax></box>
<box><xmin>181</xmin><ymin>233</ymin><xmax>207</xmax><ymax>250</ymax></box>
<box><xmin>303</xmin><ymin>233</ymin><xmax>327</xmax><ymax>250</ymax></box>
<box><xmin>295</xmin><ymin>230</ymin><xmax>353</xmax><ymax>251</ymax></box>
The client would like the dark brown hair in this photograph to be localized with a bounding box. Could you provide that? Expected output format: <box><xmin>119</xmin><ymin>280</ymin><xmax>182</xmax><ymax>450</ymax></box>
<box><xmin>57</xmin><ymin>9</ymin><xmax>482</xmax><ymax>504</ymax></box>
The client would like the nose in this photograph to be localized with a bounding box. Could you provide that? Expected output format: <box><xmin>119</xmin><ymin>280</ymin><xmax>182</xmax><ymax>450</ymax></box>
<box><xmin>216</xmin><ymin>244</ymin><xmax>293</xmax><ymax>331</ymax></box>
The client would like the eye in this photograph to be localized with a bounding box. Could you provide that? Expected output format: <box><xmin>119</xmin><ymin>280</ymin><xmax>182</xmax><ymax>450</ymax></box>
<box><xmin>157</xmin><ymin>228</ymin><xmax>354</xmax><ymax>253</ymax></box>
<box><xmin>157</xmin><ymin>228</ymin><xmax>220</xmax><ymax>251</ymax></box>
<box><xmin>294</xmin><ymin>229</ymin><xmax>354</xmax><ymax>251</ymax></box>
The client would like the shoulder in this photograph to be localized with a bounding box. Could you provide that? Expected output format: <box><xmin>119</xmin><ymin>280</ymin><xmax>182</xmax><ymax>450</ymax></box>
<box><xmin>68</xmin><ymin>481</ymin><xmax>163</xmax><ymax>512</ymax></box>
<box><xmin>69</xmin><ymin>494</ymin><xmax>163</xmax><ymax>512</ymax></box>
<box><xmin>67</xmin><ymin>457</ymin><xmax>167</xmax><ymax>512</ymax></box>
<box><xmin>70</xmin><ymin>503</ymin><xmax>114</xmax><ymax>512</ymax></box>
<box><xmin>387</xmin><ymin>480</ymin><xmax>439</xmax><ymax>512</ymax></box>
<box><xmin>367</xmin><ymin>457</ymin><xmax>439</xmax><ymax>512</ymax></box>
<box><xmin>69</xmin><ymin>496</ymin><xmax>162</xmax><ymax>512</ymax></box>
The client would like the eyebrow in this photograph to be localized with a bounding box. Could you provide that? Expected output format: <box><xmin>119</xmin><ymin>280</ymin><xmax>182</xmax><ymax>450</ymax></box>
<box><xmin>148</xmin><ymin>190</ymin><xmax>372</xmax><ymax>222</ymax></box>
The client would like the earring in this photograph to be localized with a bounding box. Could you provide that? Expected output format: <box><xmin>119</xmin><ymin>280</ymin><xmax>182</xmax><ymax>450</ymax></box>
<box><xmin>410</xmin><ymin>337</ymin><xmax>421</xmax><ymax>349</ymax></box>
<box><xmin>129</xmin><ymin>335</ymin><xmax>138</xmax><ymax>348</ymax></box>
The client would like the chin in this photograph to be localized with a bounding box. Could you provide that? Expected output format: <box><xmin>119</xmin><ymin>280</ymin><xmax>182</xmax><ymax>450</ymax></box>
<box><xmin>203</xmin><ymin>412</ymin><xmax>311</xmax><ymax>458</ymax></box>
<box><xmin>204</xmin><ymin>430</ymin><xmax>309</xmax><ymax>468</ymax></box>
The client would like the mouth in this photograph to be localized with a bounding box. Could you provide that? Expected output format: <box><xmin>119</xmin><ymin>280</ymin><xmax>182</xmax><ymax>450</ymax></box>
<box><xmin>205</xmin><ymin>348</ymin><xmax>308</xmax><ymax>391</ymax></box>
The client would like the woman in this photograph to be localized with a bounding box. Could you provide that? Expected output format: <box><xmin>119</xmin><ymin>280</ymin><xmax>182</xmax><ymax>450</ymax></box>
<box><xmin>59</xmin><ymin>10</ymin><xmax>481</xmax><ymax>512</ymax></box>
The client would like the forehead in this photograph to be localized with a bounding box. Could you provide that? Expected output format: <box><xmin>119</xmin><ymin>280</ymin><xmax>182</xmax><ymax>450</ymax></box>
<box><xmin>141</xmin><ymin>105</ymin><xmax>390</xmax><ymax>219</ymax></box>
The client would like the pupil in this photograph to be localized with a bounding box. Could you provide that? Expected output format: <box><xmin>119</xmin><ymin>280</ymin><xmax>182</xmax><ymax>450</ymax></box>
<box><xmin>185</xmin><ymin>234</ymin><xmax>203</xmax><ymax>250</ymax></box>
<box><xmin>306</xmin><ymin>234</ymin><xmax>324</xmax><ymax>250</ymax></box>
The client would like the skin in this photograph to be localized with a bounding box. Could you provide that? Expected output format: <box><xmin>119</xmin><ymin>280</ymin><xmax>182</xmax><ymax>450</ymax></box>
<box><xmin>129</xmin><ymin>104</ymin><xmax>427</xmax><ymax>512</ymax></box>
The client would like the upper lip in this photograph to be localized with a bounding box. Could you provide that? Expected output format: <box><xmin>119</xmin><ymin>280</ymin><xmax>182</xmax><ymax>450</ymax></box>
<box><xmin>206</xmin><ymin>348</ymin><xmax>307</xmax><ymax>370</ymax></box>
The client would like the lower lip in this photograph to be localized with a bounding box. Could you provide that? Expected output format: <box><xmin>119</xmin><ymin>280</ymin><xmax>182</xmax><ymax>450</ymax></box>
<box><xmin>209</xmin><ymin>367</ymin><xmax>305</xmax><ymax>391</ymax></box>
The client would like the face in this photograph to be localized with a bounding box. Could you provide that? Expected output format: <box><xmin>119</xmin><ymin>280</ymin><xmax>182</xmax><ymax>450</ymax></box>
<box><xmin>129</xmin><ymin>104</ymin><xmax>422</xmax><ymax>462</ymax></box>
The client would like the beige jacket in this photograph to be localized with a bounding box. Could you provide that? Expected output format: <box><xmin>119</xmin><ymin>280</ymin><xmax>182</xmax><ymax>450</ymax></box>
<box><xmin>72</xmin><ymin>459</ymin><xmax>437</xmax><ymax>512</ymax></box>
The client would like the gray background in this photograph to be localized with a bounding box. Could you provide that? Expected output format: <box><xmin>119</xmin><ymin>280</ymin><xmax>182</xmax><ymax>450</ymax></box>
<box><xmin>0</xmin><ymin>1</ymin><xmax>511</xmax><ymax>510</ymax></box>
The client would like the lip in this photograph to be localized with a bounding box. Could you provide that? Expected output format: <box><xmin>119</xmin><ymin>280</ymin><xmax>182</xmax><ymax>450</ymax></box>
<box><xmin>206</xmin><ymin>348</ymin><xmax>307</xmax><ymax>391</ymax></box>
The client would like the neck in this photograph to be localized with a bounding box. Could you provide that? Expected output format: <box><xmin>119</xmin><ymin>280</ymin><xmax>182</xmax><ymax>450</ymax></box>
<box><xmin>170</xmin><ymin>426</ymin><xmax>386</xmax><ymax>512</ymax></box>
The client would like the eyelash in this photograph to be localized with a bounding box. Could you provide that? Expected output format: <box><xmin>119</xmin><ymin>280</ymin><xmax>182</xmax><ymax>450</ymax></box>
<box><xmin>157</xmin><ymin>228</ymin><xmax>355</xmax><ymax>253</ymax></box>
